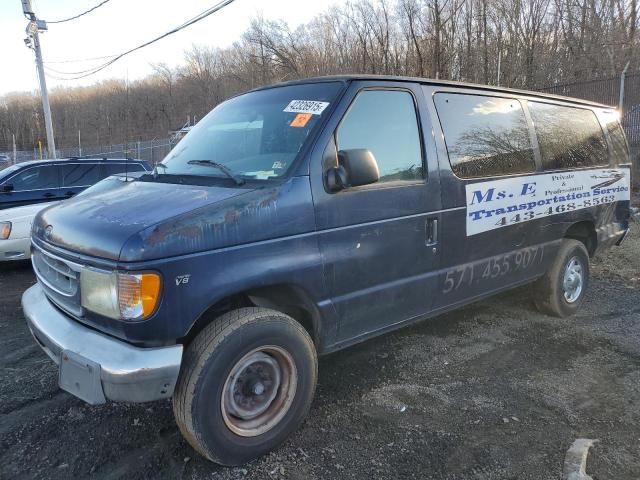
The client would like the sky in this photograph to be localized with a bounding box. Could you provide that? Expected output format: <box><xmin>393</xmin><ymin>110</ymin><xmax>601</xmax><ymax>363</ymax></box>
<box><xmin>0</xmin><ymin>0</ymin><xmax>336</xmax><ymax>96</ymax></box>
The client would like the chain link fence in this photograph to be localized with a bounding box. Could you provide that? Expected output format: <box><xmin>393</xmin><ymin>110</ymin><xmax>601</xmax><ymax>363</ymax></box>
<box><xmin>57</xmin><ymin>138</ymin><xmax>173</xmax><ymax>164</ymax></box>
<box><xmin>3</xmin><ymin>138</ymin><xmax>173</xmax><ymax>166</ymax></box>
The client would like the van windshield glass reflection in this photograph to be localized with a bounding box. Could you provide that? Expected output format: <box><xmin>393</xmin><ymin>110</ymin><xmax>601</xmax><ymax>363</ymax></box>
<box><xmin>160</xmin><ymin>82</ymin><xmax>342</xmax><ymax>181</ymax></box>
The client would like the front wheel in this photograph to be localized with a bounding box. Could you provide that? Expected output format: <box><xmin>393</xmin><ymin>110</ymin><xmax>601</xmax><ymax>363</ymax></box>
<box><xmin>173</xmin><ymin>307</ymin><xmax>317</xmax><ymax>465</ymax></box>
<box><xmin>533</xmin><ymin>239</ymin><xmax>590</xmax><ymax>317</ymax></box>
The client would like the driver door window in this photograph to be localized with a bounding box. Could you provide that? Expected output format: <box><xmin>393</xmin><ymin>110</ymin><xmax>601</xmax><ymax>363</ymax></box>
<box><xmin>10</xmin><ymin>166</ymin><xmax>60</xmax><ymax>191</ymax></box>
<box><xmin>336</xmin><ymin>89</ymin><xmax>424</xmax><ymax>183</ymax></box>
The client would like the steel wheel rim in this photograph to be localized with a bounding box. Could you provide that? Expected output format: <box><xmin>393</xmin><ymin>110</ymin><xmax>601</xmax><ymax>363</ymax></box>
<box><xmin>563</xmin><ymin>256</ymin><xmax>584</xmax><ymax>303</ymax></box>
<box><xmin>221</xmin><ymin>346</ymin><xmax>297</xmax><ymax>437</ymax></box>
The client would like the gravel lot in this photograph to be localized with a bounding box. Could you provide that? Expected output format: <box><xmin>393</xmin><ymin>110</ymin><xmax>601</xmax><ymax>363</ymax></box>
<box><xmin>1</xmin><ymin>223</ymin><xmax>639</xmax><ymax>480</ymax></box>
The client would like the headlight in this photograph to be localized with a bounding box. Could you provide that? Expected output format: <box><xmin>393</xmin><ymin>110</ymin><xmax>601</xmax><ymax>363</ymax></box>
<box><xmin>80</xmin><ymin>270</ymin><xmax>161</xmax><ymax>321</ymax></box>
<box><xmin>0</xmin><ymin>222</ymin><xmax>11</xmax><ymax>240</ymax></box>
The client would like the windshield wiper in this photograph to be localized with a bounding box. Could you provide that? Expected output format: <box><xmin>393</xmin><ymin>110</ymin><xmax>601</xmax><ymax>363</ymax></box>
<box><xmin>187</xmin><ymin>160</ymin><xmax>245</xmax><ymax>186</ymax></box>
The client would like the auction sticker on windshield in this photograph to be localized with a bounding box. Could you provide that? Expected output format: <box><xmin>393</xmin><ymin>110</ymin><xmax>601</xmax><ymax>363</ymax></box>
<box><xmin>290</xmin><ymin>113</ymin><xmax>312</xmax><ymax>128</ymax></box>
<box><xmin>466</xmin><ymin>167</ymin><xmax>631</xmax><ymax>236</ymax></box>
<box><xmin>284</xmin><ymin>100</ymin><xmax>330</xmax><ymax>115</ymax></box>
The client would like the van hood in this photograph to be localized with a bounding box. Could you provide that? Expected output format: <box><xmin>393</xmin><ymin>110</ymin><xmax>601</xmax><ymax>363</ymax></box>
<box><xmin>33</xmin><ymin>176</ymin><xmax>314</xmax><ymax>262</ymax></box>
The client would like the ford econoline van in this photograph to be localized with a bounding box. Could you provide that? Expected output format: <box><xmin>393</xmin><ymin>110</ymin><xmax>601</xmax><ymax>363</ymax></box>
<box><xmin>22</xmin><ymin>76</ymin><xmax>632</xmax><ymax>465</ymax></box>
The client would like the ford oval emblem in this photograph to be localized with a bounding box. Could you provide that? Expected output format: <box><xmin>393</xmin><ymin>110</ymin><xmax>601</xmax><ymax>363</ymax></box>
<box><xmin>44</xmin><ymin>225</ymin><xmax>53</xmax><ymax>240</ymax></box>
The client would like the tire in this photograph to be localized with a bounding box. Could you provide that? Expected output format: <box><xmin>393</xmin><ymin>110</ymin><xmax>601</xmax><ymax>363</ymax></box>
<box><xmin>533</xmin><ymin>239</ymin><xmax>590</xmax><ymax>317</ymax></box>
<box><xmin>173</xmin><ymin>307</ymin><xmax>317</xmax><ymax>466</ymax></box>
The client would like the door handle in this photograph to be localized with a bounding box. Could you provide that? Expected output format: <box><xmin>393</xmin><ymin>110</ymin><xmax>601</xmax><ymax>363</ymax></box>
<box><xmin>426</xmin><ymin>218</ymin><xmax>438</xmax><ymax>246</ymax></box>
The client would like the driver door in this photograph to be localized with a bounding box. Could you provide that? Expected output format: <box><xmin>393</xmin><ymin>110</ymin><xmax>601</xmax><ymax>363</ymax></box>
<box><xmin>310</xmin><ymin>81</ymin><xmax>442</xmax><ymax>345</ymax></box>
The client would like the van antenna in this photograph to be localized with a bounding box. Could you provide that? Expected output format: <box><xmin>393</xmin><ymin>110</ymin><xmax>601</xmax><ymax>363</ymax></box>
<box><xmin>125</xmin><ymin>69</ymin><xmax>130</xmax><ymax>181</ymax></box>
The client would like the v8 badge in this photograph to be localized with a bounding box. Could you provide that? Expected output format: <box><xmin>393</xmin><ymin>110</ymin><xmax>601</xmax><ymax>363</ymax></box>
<box><xmin>175</xmin><ymin>274</ymin><xmax>191</xmax><ymax>286</ymax></box>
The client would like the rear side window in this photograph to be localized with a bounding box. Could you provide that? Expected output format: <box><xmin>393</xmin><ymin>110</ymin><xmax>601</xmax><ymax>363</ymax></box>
<box><xmin>528</xmin><ymin>102</ymin><xmax>608</xmax><ymax>169</ymax></box>
<box><xmin>62</xmin><ymin>163</ymin><xmax>104</xmax><ymax>187</ymax></box>
<box><xmin>600</xmin><ymin>110</ymin><xmax>629</xmax><ymax>163</ymax></box>
<box><xmin>434</xmin><ymin>93</ymin><xmax>535</xmax><ymax>178</ymax></box>
<box><xmin>10</xmin><ymin>165</ymin><xmax>60</xmax><ymax>190</ymax></box>
<box><xmin>337</xmin><ymin>90</ymin><xmax>423</xmax><ymax>182</ymax></box>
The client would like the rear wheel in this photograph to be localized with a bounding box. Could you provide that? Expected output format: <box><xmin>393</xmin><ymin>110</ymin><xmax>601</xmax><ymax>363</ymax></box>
<box><xmin>173</xmin><ymin>307</ymin><xmax>317</xmax><ymax>465</ymax></box>
<box><xmin>533</xmin><ymin>239</ymin><xmax>590</xmax><ymax>317</ymax></box>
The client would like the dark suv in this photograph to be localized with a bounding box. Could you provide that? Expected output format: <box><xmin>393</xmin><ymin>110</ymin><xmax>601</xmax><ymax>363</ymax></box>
<box><xmin>0</xmin><ymin>157</ymin><xmax>151</xmax><ymax>210</ymax></box>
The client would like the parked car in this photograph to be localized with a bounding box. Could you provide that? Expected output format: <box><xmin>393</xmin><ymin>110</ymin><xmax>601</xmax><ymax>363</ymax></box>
<box><xmin>0</xmin><ymin>157</ymin><xmax>151</xmax><ymax>210</ymax></box>
<box><xmin>0</xmin><ymin>201</ymin><xmax>56</xmax><ymax>261</ymax></box>
<box><xmin>22</xmin><ymin>76</ymin><xmax>632</xmax><ymax>466</ymax></box>
<box><xmin>0</xmin><ymin>172</ymin><xmax>142</xmax><ymax>261</ymax></box>
<box><xmin>0</xmin><ymin>154</ymin><xmax>10</xmax><ymax>164</ymax></box>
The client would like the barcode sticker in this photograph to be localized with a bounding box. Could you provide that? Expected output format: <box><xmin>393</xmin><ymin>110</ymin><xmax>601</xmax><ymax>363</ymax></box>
<box><xmin>283</xmin><ymin>100</ymin><xmax>330</xmax><ymax>115</ymax></box>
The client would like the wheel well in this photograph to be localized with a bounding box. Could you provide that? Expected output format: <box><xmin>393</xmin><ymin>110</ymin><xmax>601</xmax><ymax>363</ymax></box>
<box><xmin>565</xmin><ymin>221</ymin><xmax>597</xmax><ymax>256</ymax></box>
<box><xmin>182</xmin><ymin>285</ymin><xmax>320</xmax><ymax>347</ymax></box>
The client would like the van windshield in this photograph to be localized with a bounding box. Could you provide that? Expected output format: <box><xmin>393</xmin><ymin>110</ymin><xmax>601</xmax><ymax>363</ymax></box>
<box><xmin>160</xmin><ymin>82</ymin><xmax>342</xmax><ymax>180</ymax></box>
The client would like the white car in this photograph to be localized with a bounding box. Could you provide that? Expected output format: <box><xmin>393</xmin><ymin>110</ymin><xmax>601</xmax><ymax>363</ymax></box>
<box><xmin>0</xmin><ymin>201</ymin><xmax>57</xmax><ymax>261</ymax></box>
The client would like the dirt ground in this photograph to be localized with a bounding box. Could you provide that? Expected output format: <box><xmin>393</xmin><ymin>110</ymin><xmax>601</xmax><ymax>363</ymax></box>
<box><xmin>1</xmin><ymin>222</ymin><xmax>640</xmax><ymax>479</ymax></box>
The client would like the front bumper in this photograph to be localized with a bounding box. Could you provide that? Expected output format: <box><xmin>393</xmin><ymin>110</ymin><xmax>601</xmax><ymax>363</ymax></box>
<box><xmin>22</xmin><ymin>283</ymin><xmax>183</xmax><ymax>405</ymax></box>
<box><xmin>0</xmin><ymin>237</ymin><xmax>31</xmax><ymax>261</ymax></box>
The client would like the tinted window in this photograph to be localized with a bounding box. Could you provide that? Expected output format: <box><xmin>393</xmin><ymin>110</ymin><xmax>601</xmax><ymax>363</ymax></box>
<box><xmin>600</xmin><ymin>110</ymin><xmax>629</xmax><ymax>163</ymax></box>
<box><xmin>104</xmin><ymin>163</ymin><xmax>145</xmax><ymax>176</ymax></box>
<box><xmin>434</xmin><ymin>93</ymin><xmax>535</xmax><ymax>178</ymax></box>
<box><xmin>529</xmin><ymin>102</ymin><xmax>608</xmax><ymax>169</ymax></box>
<box><xmin>337</xmin><ymin>90</ymin><xmax>423</xmax><ymax>182</ymax></box>
<box><xmin>62</xmin><ymin>163</ymin><xmax>104</xmax><ymax>187</ymax></box>
<box><xmin>10</xmin><ymin>165</ymin><xmax>60</xmax><ymax>190</ymax></box>
<box><xmin>0</xmin><ymin>164</ymin><xmax>25</xmax><ymax>183</ymax></box>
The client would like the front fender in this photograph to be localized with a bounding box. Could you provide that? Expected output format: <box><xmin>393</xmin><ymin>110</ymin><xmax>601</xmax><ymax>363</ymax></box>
<box><xmin>141</xmin><ymin>231</ymin><xmax>335</xmax><ymax>349</ymax></box>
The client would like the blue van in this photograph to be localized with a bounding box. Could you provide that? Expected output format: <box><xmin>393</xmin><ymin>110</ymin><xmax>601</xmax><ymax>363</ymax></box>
<box><xmin>0</xmin><ymin>157</ymin><xmax>151</xmax><ymax>209</ymax></box>
<box><xmin>22</xmin><ymin>76</ymin><xmax>632</xmax><ymax>465</ymax></box>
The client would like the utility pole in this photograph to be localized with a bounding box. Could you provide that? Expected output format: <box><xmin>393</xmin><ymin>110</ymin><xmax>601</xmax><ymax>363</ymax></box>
<box><xmin>618</xmin><ymin>61</ymin><xmax>630</xmax><ymax>115</ymax></box>
<box><xmin>12</xmin><ymin>134</ymin><xmax>17</xmax><ymax>165</ymax></box>
<box><xmin>22</xmin><ymin>0</ymin><xmax>56</xmax><ymax>159</ymax></box>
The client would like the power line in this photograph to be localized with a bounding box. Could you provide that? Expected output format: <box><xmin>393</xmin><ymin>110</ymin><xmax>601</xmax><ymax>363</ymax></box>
<box><xmin>46</xmin><ymin>0</ymin><xmax>237</xmax><ymax>81</ymax></box>
<box><xmin>45</xmin><ymin>54</ymin><xmax>117</xmax><ymax>65</ymax></box>
<box><xmin>45</xmin><ymin>0</ymin><xmax>112</xmax><ymax>24</ymax></box>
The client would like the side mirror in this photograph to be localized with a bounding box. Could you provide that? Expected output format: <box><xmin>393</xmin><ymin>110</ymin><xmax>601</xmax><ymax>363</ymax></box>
<box><xmin>2</xmin><ymin>184</ymin><xmax>14</xmax><ymax>193</ymax></box>
<box><xmin>333</xmin><ymin>149</ymin><xmax>380</xmax><ymax>191</ymax></box>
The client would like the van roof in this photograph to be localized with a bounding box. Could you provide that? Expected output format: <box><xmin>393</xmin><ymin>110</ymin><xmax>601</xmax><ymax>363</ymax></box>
<box><xmin>256</xmin><ymin>75</ymin><xmax>613</xmax><ymax>109</ymax></box>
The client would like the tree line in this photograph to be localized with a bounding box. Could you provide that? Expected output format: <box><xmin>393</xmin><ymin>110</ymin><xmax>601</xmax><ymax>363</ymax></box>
<box><xmin>1</xmin><ymin>0</ymin><xmax>637</xmax><ymax>152</ymax></box>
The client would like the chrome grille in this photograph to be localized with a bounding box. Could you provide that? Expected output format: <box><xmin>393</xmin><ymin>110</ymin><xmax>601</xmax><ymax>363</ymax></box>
<box><xmin>33</xmin><ymin>249</ymin><xmax>78</xmax><ymax>297</ymax></box>
<box><xmin>32</xmin><ymin>244</ymin><xmax>83</xmax><ymax>317</ymax></box>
